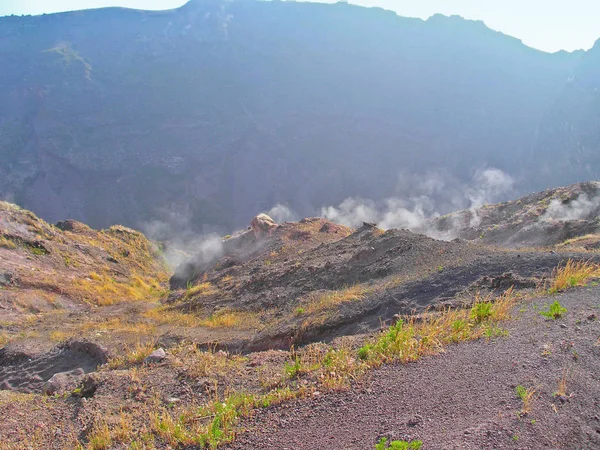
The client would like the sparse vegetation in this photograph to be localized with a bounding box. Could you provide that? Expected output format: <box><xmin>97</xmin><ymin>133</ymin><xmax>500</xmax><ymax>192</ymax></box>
<box><xmin>183</xmin><ymin>282</ymin><xmax>219</xmax><ymax>301</ymax></box>
<box><xmin>108</xmin><ymin>340</ymin><xmax>157</xmax><ymax>369</ymax></box>
<box><xmin>303</xmin><ymin>284</ymin><xmax>372</xmax><ymax>314</ymax></box>
<box><xmin>358</xmin><ymin>288</ymin><xmax>517</xmax><ymax>366</ymax></box>
<box><xmin>553</xmin><ymin>369</ymin><xmax>570</xmax><ymax>398</ymax></box>
<box><xmin>198</xmin><ymin>310</ymin><xmax>261</xmax><ymax>329</ymax></box>
<box><xmin>75</xmin><ymin>272</ymin><xmax>165</xmax><ymax>306</ymax></box>
<box><xmin>516</xmin><ymin>385</ymin><xmax>536</xmax><ymax>416</ymax></box>
<box><xmin>375</xmin><ymin>437</ymin><xmax>423</xmax><ymax>450</ymax></box>
<box><xmin>547</xmin><ymin>259</ymin><xmax>600</xmax><ymax>294</ymax></box>
<box><xmin>0</xmin><ymin>332</ymin><xmax>11</xmax><ymax>347</ymax></box>
<box><xmin>540</xmin><ymin>300</ymin><xmax>568</xmax><ymax>319</ymax></box>
<box><xmin>471</xmin><ymin>300</ymin><xmax>493</xmax><ymax>322</ymax></box>
<box><xmin>0</xmin><ymin>235</ymin><xmax>16</xmax><ymax>249</ymax></box>
<box><xmin>87</xmin><ymin>419</ymin><xmax>112</xmax><ymax>450</ymax></box>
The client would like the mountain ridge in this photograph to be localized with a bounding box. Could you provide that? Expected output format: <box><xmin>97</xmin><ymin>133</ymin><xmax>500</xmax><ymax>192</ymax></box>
<box><xmin>0</xmin><ymin>0</ymin><xmax>597</xmax><ymax>235</ymax></box>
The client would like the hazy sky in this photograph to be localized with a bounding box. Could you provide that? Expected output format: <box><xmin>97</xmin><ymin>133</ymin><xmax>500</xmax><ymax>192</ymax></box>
<box><xmin>0</xmin><ymin>0</ymin><xmax>598</xmax><ymax>53</ymax></box>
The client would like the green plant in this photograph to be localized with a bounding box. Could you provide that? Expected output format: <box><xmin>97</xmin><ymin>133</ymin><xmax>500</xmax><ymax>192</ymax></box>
<box><xmin>375</xmin><ymin>437</ymin><xmax>423</xmax><ymax>450</ymax></box>
<box><xmin>516</xmin><ymin>385</ymin><xmax>536</xmax><ymax>416</ymax></box>
<box><xmin>358</xmin><ymin>343</ymin><xmax>373</xmax><ymax>360</ymax></box>
<box><xmin>540</xmin><ymin>301</ymin><xmax>567</xmax><ymax>319</ymax></box>
<box><xmin>284</xmin><ymin>358</ymin><xmax>302</xmax><ymax>379</ymax></box>
<box><xmin>294</xmin><ymin>307</ymin><xmax>305</xmax><ymax>315</ymax></box>
<box><xmin>470</xmin><ymin>301</ymin><xmax>493</xmax><ymax>322</ymax></box>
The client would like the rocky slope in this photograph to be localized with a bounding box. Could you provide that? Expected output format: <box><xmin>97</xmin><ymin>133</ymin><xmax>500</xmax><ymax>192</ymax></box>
<box><xmin>0</xmin><ymin>188</ymin><xmax>599</xmax><ymax>448</ymax></box>
<box><xmin>0</xmin><ymin>201</ymin><xmax>169</xmax><ymax>323</ymax></box>
<box><xmin>0</xmin><ymin>0</ymin><xmax>595</xmax><ymax>233</ymax></box>
<box><xmin>168</xmin><ymin>186</ymin><xmax>600</xmax><ymax>351</ymax></box>
<box><xmin>430</xmin><ymin>181</ymin><xmax>600</xmax><ymax>247</ymax></box>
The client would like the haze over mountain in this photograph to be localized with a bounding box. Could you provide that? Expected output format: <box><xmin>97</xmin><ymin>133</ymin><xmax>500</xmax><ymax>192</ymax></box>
<box><xmin>0</xmin><ymin>0</ymin><xmax>598</xmax><ymax>236</ymax></box>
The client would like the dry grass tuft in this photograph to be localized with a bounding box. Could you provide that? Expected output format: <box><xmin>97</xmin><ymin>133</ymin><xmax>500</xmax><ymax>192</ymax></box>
<box><xmin>198</xmin><ymin>310</ymin><xmax>261</xmax><ymax>329</ymax></box>
<box><xmin>144</xmin><ymin>307</ymin><xmax>201</xmax><ymax>327</ymax></box>
<box><xmin>173</xmin><ymin>345</ymin><xmax>247</xmax><ymax>378</ymax></box>
<box><xmin>0</xmin><ymin>235</ymin><xmax>17</xmax><ymax>249</ymax></box>
<box><xmin>0</xmin><ymin>332</ymin><xmax>12</xmax><ymax>348</ymax></box>
<box><xmin>108</xmin><ymin>340</ymin><xmax>157</xmax><ymax>369</ymax></box>
<box><xmin>183</xmin><ymin>282</ymin><xmax>219</xmax><ymax>301</ymax></box>
<box><xmin>87</xmin><ymin>419</ymin><xmax>112</xmax><ymax>450</ymax></box>
<box><xmin>75</xmin><ymin>272</ymin><xmax>165</xmax><ymax>306</ymax></box>
<box><xmin>555</xmin><ymin>368</ymin><xmax>570</xmax><ymax>398</ymax></box>
<box><xmin>547</xmin><ymin>259</ymin><xmax>600</xmax><ymax>294</ymax></box>
<box><xmin>49</xmin><ymin>330</ymin><xmax>76</xmax><ymax>342</ymax></box>
<box><xmin>304</xmin><ymin>284</ymin><xmax>372</xmax><ymax>315</ymax></box>
<box><xmin>78</xmin><ymin>317</ymin><xmax>156</xmax><ymax>336</ymax></box>
<box><xmin>516</xmin><ymin>385</ymin><xmax>537</xmax><ymax>416</ymax></box>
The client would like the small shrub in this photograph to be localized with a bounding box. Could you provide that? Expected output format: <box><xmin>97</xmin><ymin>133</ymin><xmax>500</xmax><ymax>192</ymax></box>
<box><xmin>357</xmin><ymin>343</ymin><xmax>373</xmax><ymax>360</ymax></box>
<box><xmin>284</xmin><ymin>358</ymin><xmax>302</xmax><ymax>379</ymax></box>
<box><xmin>540</xmin><ymin>301</ymin><xmax>567</xmax><ymax>320</ymax></box>
<box><xmin>470</xmin><ymin>301</ymin><xmax>493</xmax><ymax>323</ymax></box>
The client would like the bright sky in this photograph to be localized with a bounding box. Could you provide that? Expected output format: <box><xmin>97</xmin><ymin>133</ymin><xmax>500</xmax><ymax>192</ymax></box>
<box><xmin>0</xmin><ymin>0</ymin><xmax>598</xmax><ymax>53</ymax></box>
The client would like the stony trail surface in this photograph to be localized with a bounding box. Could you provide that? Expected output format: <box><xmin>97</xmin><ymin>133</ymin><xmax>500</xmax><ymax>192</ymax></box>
<box><xmin>229</xmin><ymin>286</ymin><xmax>600</xmax><ymax>450</ymax></box>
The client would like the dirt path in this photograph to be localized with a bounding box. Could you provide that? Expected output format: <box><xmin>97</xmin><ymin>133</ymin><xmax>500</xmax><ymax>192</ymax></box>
<box><xmin>229</xmin><ymin>286</ymin><xmax>600</xmax><ymax>450</ymax></box>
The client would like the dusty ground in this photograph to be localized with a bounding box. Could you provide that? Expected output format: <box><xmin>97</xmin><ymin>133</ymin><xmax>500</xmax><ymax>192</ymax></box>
<box><xmin>230</xmin><ymin>285</ymin><xmax>600</xmax><ymax>450</ymax></box>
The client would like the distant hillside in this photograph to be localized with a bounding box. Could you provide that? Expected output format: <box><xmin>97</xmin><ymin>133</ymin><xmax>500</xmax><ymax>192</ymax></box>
<box><xmin>430</xmin><ymin>181</ymin><xmax>600</xmax><ymax>247</ymax></box>
<box><xmin>0</xmin><ymin>0</ymin><xmax>596</xmax><ymax>234</ymax></box>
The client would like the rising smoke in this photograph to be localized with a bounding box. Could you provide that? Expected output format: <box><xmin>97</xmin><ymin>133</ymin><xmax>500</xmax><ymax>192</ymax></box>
<box><xmin>321</xmin><ymin>167</ymin><xmax>516</xmax><ymax>236</ymax></box>
<box><xmin>542</xmin><ymin>193</ymin><xmax>600</xmax><ymax>222</ymax></box>
<box><xmin>267</xmin><ymin>203</ymin><xmax>298</xmax><ymax>223</ymax></box>
<box><xmin>141</xmin><ymin>209</ymin><xmax>224</xmax><ymax>270</ymax></box>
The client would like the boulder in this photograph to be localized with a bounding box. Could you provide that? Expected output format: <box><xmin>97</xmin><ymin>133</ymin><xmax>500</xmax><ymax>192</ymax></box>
<box><xmin>42</xmin><ymin>368</ymin><xmax>85</xmax><ymax>396</ymax></box>
<box><xmin>55</xmin><ymin>220</ymin><xmax>92</xmax><ymax>234</ymax></box>
<box><xmin>144</xmin><ymin>348</ymin><xmax>166</xmax><ymax>364</ymax></box>
<box><xmin>251</xmin><ymin>214</ymin><xmax>278</xmax><ymax>239</ymax></box>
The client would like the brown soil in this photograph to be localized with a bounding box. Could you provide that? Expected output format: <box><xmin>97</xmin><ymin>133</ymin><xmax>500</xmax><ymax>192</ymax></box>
<box><xmin>229</xmin><ymin>285</ymin><xmax>600</xmax><ymax>450</ymax></box>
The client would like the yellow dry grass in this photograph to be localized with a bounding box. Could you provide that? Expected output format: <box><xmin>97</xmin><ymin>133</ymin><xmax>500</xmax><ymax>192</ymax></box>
<box><xmin>198</xmin><ymin>311</ymin><xmax>260</xmax><ymax>329</ymax></box>
<box><xmin>173</xmin><ymin>345</ymin><xmax>247</xmax><ymax>379</ymax></box>
<box><xmin>183</xmin><ymin>282</ymin><xmax>219</xmax><ymax>301</ymax></box>
<box><xmin>304</xmin><ymin>284</ymin><xmax>372</xmax><ymax>314</ymax></box>
<box><xmin>557</xmin><ymin>234</ymin><xmax>600</xmax><ymax>248</ymax></box>
<box><xmin>547</xmin><ymin>259</ymin><xmax>600</xmax><ymax>294</ymax></box>
<box><xmin>49</xmin><ymin>330</ymin><xmax>76</xmax><ymax>342</ymax></box>
<box><xmin>107</xmin><ymin>340</ymin><xmax>157</xmax><ymax>369</ymax></box>
<box><xmin>87</xmin><ymin>419</ymin><xmax>112</xmax><ymax>450</ymax></box>
<box><xmin>0</xmin><ymin>332</ymin><xmax>11</xmax><ymax>348</ymax></box>
<box><xmin>144</xmin><ymin>306</ymin><xmax>261</xmax><ymax>330</ymax></box>
<box><xmin>555</xmin><ymin>368</ymin><xmax>570</xmax><ymax>397</ymax></box>
<box><xmin>0</xmin><ymin>235</ymin><xmax>17</xmax><ymax>249</ymax></box>
<box><xmin>78</xmin><ymin>317</ymin><xmax>156</xmax><ymax>335</ymax></box>
<box><xmin>75</xmin><ymin>273</ymin><xmax>165</xmax><ymax>306</ymax></box>
<box><xmin>143</xmin><ymin>307</ymin><xmax>201</xmax><ymax>327</ymax></box>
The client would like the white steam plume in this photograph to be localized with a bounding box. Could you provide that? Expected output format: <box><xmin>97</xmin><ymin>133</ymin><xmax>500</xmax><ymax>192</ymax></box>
<box><xmin>140</xmin><ymin>209</ymin><xmax>223</xmax><ymax>270</ymax></box>
<box><xmin>320</xmin><ymin>167</ymin><xmax>515</xmax><ymax>237</ymax></box>
<box><xmin>542</xmin><ymin>193</ymin><xmax>600</xmax><ymax>222</ymax></box>
<box><xmin>267</xmin><ymin>204</ymin><xmax>297</xmax><ymax>223</ymax></box>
